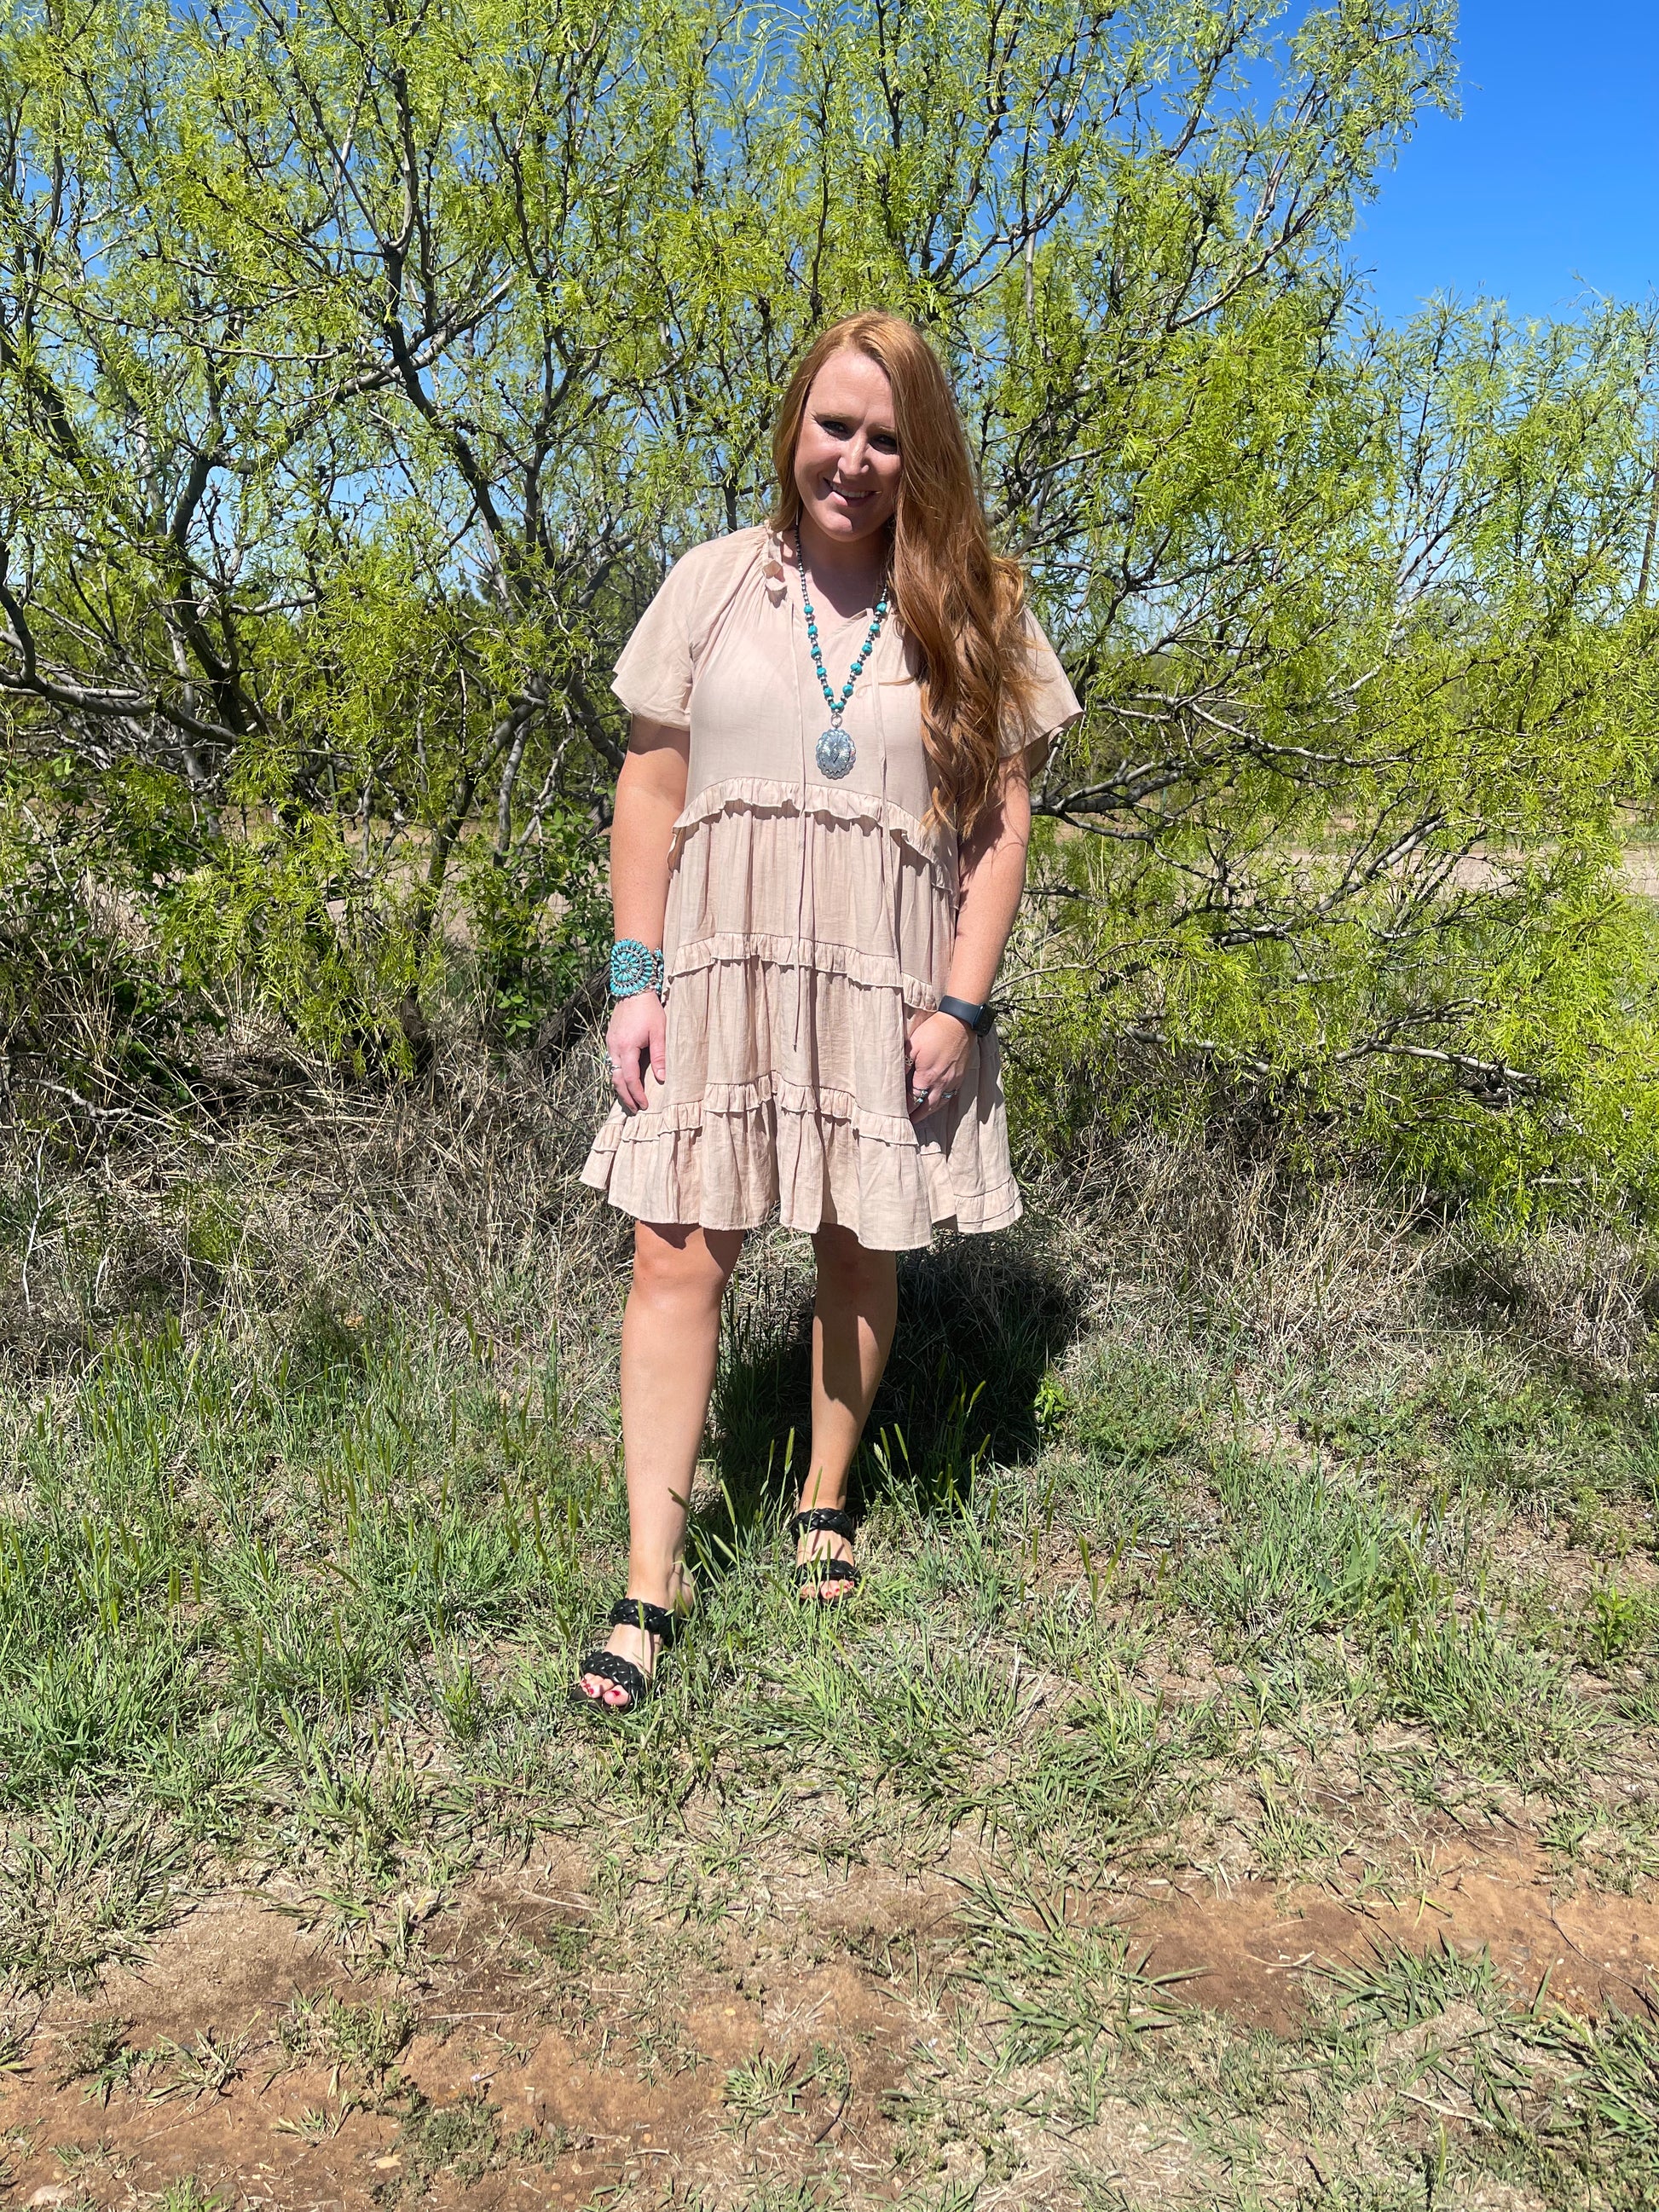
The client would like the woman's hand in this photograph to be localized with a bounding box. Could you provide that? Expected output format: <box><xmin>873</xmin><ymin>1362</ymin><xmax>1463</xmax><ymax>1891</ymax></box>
<box><xmin>606</xmin><ymin>991</ymin><xmax>666</xmax><ymax>1113</ymax></box>
<box><xmin>905</xmin><ymin>1010</ymin><xmax>974</xmax><ymax>1123</ymax></box>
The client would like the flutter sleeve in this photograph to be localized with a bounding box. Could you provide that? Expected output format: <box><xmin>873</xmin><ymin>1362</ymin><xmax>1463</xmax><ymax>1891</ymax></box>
<box><xmin>1002</xmin><ymin>610</ymin><xmax>1081</xmax><ymax>770</ymax></box>
<box><xmin>611</xmin><ymin>553</ymin><xmax>700</xmax><ymax>726</ymax></box>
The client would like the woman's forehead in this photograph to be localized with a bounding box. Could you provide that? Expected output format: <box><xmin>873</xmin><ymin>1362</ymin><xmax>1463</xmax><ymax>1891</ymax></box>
<box><xmin>807</xmin><ymin>349</ymin><xmax>895</xmax><ymax>421</ymax></box>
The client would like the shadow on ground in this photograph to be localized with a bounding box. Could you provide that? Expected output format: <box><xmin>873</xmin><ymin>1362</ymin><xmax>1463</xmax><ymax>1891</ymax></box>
<box><xmin>702</xmin><ymin>1224</ymin><xmax>1087</xmax><ymax>1556</ymax></box>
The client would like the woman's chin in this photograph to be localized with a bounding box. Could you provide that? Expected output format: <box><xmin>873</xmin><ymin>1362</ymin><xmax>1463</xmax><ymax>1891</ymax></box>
<box><xmin>804</xmin><ymin>500</ymin><xmax>889</xmax><ymax>541</ymax></box>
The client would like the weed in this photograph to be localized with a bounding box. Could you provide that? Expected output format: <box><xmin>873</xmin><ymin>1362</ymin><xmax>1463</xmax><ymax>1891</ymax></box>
<box><xmin>1546</xmin><ymin>1799</ymin><xmax>1659</xmax><ymax>1893</ymax></box>
<box><xmin>153</xmin><ymin>2180</ymin><xmax>229</xmax><ymax>2212</ymax></box>
<box><xmin>1193</xmin><ymin>1451</ymin><xmax>1425</xmax><ymax>1655</ymax></box>
<box><xmin>1321</xmin><ymin>1936</ymin><xmax>1499</xmax><ymax>2030</ymax></box>
<box><xmin>0</xmin><ymin>1796</ymin><xmax>184</xmax><ymax>1991</ymax></box>
<box><xmin>1252</xmin><ymin>1789</ymin><xmax>1337</xmax><ymax>1875</ymax></box>
<box><xmin>387</xmin><ymin>2089</ymin><xmax>500</xmax><ymax>2192</ymax></box>
<box><xmin>1004</xmin><ymin>1684</ymin><xmax>1168</xmax><ymax>1845</ymax></box>
<box><xmin>721</xmin><ymin>2052</ymin><xmax>801</xmax><ymax>2133</ymax></box>
<box><xmin>1535</xmin><ymin>2004</ymin><xmax>1659</xmax><ymax>2169</ymax></box>
<box><xmin>804</xmin><ymin>2040</ymin><xmax>852</xmax><ymax>2103</ymax></box>
<box><xmin>1589</xmin><ymin>1583</ymin><xmax>1654</xmax><ymax>1666</ymax></box>
<box><xmin>50</xmin><ymin>2014</ymin><xmax>136</xmax><ymax>2104</ymax></box>
<box><xmin>435</xmin><ymin>1653</ymin><xmax>488</xmax><ymax>1744</ymax></box>
<box><xmin>1375</xmin><ymin>1609</ymin><xmax>1591</xmax><ymax>1778</ymax></box>
<box><xmin>1032</xmin><ymin>1371</ymin><xmax>1070</xmax><ymax>1436</ymax></box>
<box><xmin>278</xmin><ymin>1990</ymin><xmax>416</xmax><ymax>2087</ymax></box>
<box><xmin>150</xmin><ymin>2027</ymin><xmax>251</xmax><ymax>2100</ymax></box>
<box><xmin>272</xmin><ymin>2103</ymin><xmax>342</xmax><ymax>2142</ymax></box>
<box><xmin>955</xmin><ymin>1870</ymin><xmax>1184</xmax><ymax>2063</ymax></box>
<box><xmin>0</xmin><ymin>2013</ymin><xmax>32</xmax><ymax>2077</ymax></box>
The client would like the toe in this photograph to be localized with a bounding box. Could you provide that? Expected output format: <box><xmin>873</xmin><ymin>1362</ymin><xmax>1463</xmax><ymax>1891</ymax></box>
<box><xmin>800</xmin><ymin>1568</ymin><xmax>853</xmax><ymax>1603</ymax></box>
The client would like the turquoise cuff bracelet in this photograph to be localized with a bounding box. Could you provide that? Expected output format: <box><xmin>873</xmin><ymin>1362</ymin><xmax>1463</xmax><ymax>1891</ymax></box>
<box><xmin>609</xmin><ymin>939</ymin><xmax>663</xmax><ymax>997</ymax></box>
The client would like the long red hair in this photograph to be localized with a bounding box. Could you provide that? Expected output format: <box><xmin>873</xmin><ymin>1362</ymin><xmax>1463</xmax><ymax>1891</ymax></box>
<box><xmin>769</xmin><ymin>312</ymin><xmax>1039</xmax><ymax>835</ymax></box>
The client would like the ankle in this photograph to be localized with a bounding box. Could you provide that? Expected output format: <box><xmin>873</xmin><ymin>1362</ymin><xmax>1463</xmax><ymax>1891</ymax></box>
<box><xmin>624</xmin><ymin>1557</ymin><xmax>690</xmax><ymax>1608</ymax></box>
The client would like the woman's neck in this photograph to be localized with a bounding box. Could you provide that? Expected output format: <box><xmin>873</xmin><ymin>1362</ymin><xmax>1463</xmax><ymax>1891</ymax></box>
<box><xmin>792</xmin><ymin>513</ymin><xmax>890</xmax><ymax>616</ymax></box>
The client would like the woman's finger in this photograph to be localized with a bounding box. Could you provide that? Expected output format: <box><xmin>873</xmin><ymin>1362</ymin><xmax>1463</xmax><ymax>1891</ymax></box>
<box><xmin>615</xmin><ymin>1046</ymin><xmax>645</xmax><ymax>1113</ymax></box>
<box><xmin>908</xmin><ymin>1053</ymin><xmax>969</xmax><ymax>1118</ymax></box>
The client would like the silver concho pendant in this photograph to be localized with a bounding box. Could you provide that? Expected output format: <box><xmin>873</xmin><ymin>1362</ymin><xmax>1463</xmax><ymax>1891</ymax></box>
<box><xmin>816</xmin><ymin>724</ymin><xmax>855</xmax><ymax>780</ymax></box>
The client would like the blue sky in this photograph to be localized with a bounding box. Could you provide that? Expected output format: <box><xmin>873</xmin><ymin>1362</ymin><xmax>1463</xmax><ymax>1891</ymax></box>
<box><xmin>1352</xmin><ymin>0</ymin><xmax>1658</xmax><ymax>322</ymax></box>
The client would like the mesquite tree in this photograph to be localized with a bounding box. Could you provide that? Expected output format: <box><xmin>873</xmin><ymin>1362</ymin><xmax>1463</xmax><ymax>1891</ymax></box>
<box><xmin>3</xmin><ymin>0</ymin><xmax>1657</xmax><ymax>1205</ymax></box>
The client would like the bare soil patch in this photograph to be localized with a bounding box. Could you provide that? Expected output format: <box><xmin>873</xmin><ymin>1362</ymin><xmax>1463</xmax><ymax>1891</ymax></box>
<box><xmin>1129</xmin><ymin>1828</ymin><xmax>1659</xmax><ymax>2032</ymax></box>
<box><xmin>5</xmin><ymin>1818</ymin><xmax>1656</xmax><ymax>2208</ymax></box>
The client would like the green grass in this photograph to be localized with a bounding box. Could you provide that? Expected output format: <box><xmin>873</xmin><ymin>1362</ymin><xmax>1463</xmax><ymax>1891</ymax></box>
<box><xmin>4</xmin><ymin>1078</ymin><xmax>1659</xmax><ymax>2206</ymax></box>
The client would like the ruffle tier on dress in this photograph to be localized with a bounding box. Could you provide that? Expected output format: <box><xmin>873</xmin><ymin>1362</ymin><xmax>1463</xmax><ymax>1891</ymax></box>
<box><xmin>579</xmin><ymin>523</ymin><xmax>1080</xmax><ymax>1251</ymax></box>
<box><xmin>579</xmin><ymin>778</ymin><xmax>1022</xmax><ymax>1250</ymax></box>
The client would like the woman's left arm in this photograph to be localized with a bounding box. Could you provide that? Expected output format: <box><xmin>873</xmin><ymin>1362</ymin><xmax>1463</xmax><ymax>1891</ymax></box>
<box><xmin>905</xmin><ymin>755</ymin><xmax>1032</xmax><ymax>1118</ymax></box>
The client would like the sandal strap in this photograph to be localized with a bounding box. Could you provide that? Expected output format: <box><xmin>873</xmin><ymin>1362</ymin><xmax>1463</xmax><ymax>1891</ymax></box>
<box><xmin>608</xmin><ymin>1596</ymin><xmax>677</xmax><ymax>1640</ymax></box>
<box><xmin>796</xmin><ymin>1556</ymin><xmax>859</xmax><ymax>1585</ymax></box>
<box><xmin>791</xmin><ymin>1507</ymin><xmax>857</xmax><ymax>1542</ymax></box>
<box><xmin>575</xmin><ymin>1649</ymin><xmax>651</xmax><ymax>1706</ymax></box>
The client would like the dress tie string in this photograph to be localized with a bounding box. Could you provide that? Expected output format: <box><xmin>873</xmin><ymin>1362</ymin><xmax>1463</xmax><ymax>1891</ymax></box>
<box><xmin>790</xmin><ymin>542</ymin><xmax>812</xmax><ymax>1061</ymax></box>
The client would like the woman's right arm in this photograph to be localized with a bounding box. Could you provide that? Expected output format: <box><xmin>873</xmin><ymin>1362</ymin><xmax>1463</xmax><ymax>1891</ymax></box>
<box><xmin>605</xmin><ymin>716</ymin><xmax>691</xmax><ymax>1112</ymax></box>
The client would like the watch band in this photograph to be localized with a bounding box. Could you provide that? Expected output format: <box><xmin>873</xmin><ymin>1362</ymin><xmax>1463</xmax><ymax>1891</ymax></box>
<box><xmin>938</xmin><ymin>994</ymin><xmax>995</xmax><ymax>1036</ymax></box>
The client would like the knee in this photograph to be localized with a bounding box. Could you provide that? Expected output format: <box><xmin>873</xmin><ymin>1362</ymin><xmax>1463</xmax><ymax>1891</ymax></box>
<box><xmin>814</xmin><ymin>1226</ymin><xmax>896</xmax><ymax>1301</ymax></box>
<box><xmin>632</xmin><ymin>1222</ymin><xmax>740</xmax><ymax>1305</ymax></box>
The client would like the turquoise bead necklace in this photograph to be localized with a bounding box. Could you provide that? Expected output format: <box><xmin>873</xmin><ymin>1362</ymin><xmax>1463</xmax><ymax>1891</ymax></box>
<box><xmin>795</xmin><ymin>524</ymin><xmax>891</xmax><ymax>781</ymax></box>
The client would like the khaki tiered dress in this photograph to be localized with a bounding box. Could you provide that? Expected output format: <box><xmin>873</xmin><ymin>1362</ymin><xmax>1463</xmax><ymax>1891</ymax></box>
<box><xmin>580</xmin><ymin>524</ymin><xmax>1080</xmax><ymax>1251</ymax></box>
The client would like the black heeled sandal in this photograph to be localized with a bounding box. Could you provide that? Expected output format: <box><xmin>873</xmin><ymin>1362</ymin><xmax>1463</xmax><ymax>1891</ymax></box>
<box><xmin>792</xmin><ymin>1506</ymin><xmax>860</xmax><ymax>1597</ymax></box>
<box><xmin>570</xmin><ymin>1597</ymin><xmax>682</xmax><ymax>1712</ymax></box>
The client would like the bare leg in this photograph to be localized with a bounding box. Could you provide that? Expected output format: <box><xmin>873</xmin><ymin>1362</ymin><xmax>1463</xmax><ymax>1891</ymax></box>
<box><xmin>795</xmin><ymin>1224</ymin><xmax>898</xmax><ymax>1600</ymax></box>
<box><xmin>578</xmin><ymin>1219</ymin><xmax>744</xmax><ymax>1706</ymax></box>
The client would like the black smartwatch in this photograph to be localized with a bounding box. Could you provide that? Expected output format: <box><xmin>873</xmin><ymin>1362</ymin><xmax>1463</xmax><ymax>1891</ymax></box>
<box><xmin>937</xmin><ymin>994</ymin><xmax>995</xmax><ymax>1036</ymax></box>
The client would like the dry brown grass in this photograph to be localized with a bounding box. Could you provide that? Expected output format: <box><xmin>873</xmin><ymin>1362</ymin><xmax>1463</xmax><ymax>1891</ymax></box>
<box><xmin>7</xmin><ymin>1006</ymin><xmax>1658</xmax><ymax>1410</ymax></box>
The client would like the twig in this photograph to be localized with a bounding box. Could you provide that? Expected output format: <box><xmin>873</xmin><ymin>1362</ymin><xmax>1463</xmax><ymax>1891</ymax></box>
<box><xmin>1396</xmin><ymin>2085</ymin><xmax>1497</xmax><ymax>2130</ymax></box>
<box><xmin>811</xmin><ymin>2072</ymin><xmax>853</xmax><ymax>2146</ymax></box>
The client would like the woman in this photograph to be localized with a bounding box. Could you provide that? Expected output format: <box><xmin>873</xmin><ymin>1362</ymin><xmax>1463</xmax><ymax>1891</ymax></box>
<box><xmin>575</xmin><ymin>311</ymin><xmax>1079</xmax><ymax>1711</ymax></box>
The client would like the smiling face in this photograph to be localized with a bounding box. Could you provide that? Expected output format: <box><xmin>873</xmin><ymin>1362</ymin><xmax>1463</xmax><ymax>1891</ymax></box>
<box><xmin>791</xmin><ymin>348</ymin><xmax>902</xmax><ymax>559</ymax></box>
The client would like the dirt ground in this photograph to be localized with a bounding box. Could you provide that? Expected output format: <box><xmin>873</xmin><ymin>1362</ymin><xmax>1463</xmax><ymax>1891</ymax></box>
<box><xmin>4</xmin><ymin>1811</ymin><xmax>1654</xmax><ymax>2211</ymax></box>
